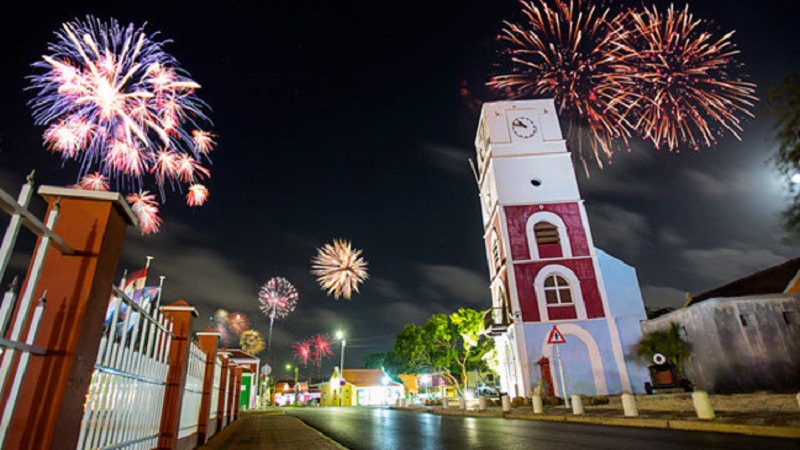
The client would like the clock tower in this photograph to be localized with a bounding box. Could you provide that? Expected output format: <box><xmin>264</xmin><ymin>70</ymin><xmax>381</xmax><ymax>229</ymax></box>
<box><xmin>476</xmin><ymin>99</ymin><xmax>649</xmax><ymax>397</ymax></box>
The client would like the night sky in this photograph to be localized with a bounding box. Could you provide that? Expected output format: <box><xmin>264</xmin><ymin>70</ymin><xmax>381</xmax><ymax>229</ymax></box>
<box><xmin>1</xmin><ymin>0</ymin><xmax>799</xmax><ymax>379</ymax></box>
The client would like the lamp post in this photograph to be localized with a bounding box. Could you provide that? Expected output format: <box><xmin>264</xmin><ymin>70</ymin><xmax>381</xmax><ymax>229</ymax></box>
<box><xmin>335</xmin><ymin>330</ymin><xmax>346</xmax><ymax>372</ymax></box>
<box><xmin>336</xmin><ymin>331</ymin><xmax>346</xmax><ymax>407</ymax></box>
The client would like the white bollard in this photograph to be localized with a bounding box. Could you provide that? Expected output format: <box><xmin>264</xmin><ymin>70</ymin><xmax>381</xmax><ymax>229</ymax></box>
<box><xmin>442</xmin><ymin>398</ymin><xmax>449</xmax><ymax>410</ymax></box>
<box><xmin>796</xmin><ymin>392</ymin><xmax>800</xmax><ymax>409</ymax></box>
<box><xmin>692</xmin><ymin>391</ymin><xmax>715</xmax><ymax>420</ymax></box>
<box><xmin>401</xmin><ymin>398</ymin><xmax>406</xmax><ymax>407</ymax></box>
<box><xmin>532</xmin><ymin>395</ymin><xmax>544</xmax><ymax>414</ymax></box>
<box><xmin>478</xmin><ymin>396</ymin><xmax>487</xmax><ymax>411</ymax></box>
<box><xmin>459</xmin><ymin>397</ymin><xmax>466</xmax><ymax>410</ymax></box>
<box><xmin>396</xmin><ymin>399</ymin><xmax>401</xmax><ymax>407</ymax></box>
<box><xmin>621</xmin><ymin>393</ymin><xmax>638</xmax><ymax>417</ymax></box>
<box><xmin>501</xmin><ymin>395</ymin><xmax>511</xmax><ymax>412</ymax></box>
<box><xmin>571</xmin><ymin>395</ymin><xmax>584</xmax><ymax>415</ymax></box>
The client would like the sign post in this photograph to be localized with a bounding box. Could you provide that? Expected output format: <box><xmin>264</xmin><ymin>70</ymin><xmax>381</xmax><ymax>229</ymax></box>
<box><xmin>547</xmin><ymin>325</ymin><xmax>570</xmax><ymax>408</ymax></box>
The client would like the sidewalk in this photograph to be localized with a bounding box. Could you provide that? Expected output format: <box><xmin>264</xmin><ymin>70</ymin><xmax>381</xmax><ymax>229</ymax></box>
<box><xmin>201</xmin><ymin>411</ymin><xmax>346</xmax><ymax>450</ymax></box>
<box><xmin>391</xmin><ymin>404</ymin><xmax>800</xmax><ymax>439</ymax></box>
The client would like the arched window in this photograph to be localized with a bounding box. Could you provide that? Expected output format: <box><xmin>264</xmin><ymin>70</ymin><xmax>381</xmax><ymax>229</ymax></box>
<box><xmin>543</xmin><ymin>275</ymin><xmax>572</xmax><ymax>305</ymax></box>
<box><xmin>526</xmin><ymin>212</ymin><xmax>571</xmax><ymax>260</ymax></box>
<box><xmin>535</xmin><ymin>222</ymin><xmax>560</xmax><ymax>245</ymax></box>
<box><xmin>490</xmin><ymin>231</ymin><xmax>502</xmax><ymax>270</ymax></box>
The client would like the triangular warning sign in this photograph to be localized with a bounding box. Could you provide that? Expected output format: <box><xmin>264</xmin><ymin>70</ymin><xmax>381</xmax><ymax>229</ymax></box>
<box><xmin>547</xmin><ymin>325</ymin><xmax>567</xmax><ymax>344</ymax></box>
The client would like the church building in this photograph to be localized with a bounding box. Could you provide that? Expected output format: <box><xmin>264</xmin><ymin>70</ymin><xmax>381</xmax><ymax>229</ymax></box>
<box><xmin>475</xmin><ymin>99</ymin><xmax>649</xmax><ymax>398</ymax></box>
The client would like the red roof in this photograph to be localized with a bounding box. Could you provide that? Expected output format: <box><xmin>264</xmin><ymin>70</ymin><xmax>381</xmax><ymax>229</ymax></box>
<box><xmin>341</xmin><ymin>369</ymin><xmax>401</xmax><ymax>387</ymax></box>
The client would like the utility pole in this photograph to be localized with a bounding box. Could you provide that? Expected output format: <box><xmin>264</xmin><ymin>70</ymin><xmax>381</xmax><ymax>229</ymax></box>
<box><xmin>294</xmin><ymin>367</ymin><xmax>299</xmax><ymax>406</ymax></box>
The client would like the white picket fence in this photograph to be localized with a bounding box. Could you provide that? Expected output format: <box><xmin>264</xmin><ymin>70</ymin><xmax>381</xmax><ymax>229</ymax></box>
<box><xmin>0</xmin><ymin>175</ymin><xmax>74</xmax><ymax>447</ymax></box>
<box><xmin>210</xmin><ymin>355</ymin><xmax>223</xmax><ymax>421</ymax></box>
<box><xmin>75</xmin><ymin>286</ymin><xmax>174</xmax><ymax>450</ymax></box>
<box><xmin>178</xmin><ymin>341</ymin><xmax>206</xmax><ymax>439</ymax></box>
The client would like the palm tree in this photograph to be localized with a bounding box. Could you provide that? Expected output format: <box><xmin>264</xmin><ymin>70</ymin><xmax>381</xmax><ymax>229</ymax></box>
<box><xmin>635</xmin><ymin>322</ymin><xmax>690</xmax><ymax>375</ymax></box>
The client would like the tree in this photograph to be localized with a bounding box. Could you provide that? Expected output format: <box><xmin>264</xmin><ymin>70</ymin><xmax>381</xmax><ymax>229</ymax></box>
<box><xmin>634</xmin><ymin>322</ymin><xmax>690</xmax><ymax>374</ymax></box>
<box><xmin>766</xmin><ymin>73</ymin><xmax>800</xmax><ymax>235</ymax></box>
<box><xmin>362</xmin><ymin>352</ymin><xmax>387</xmax><ymax>369</ymax></box>
<box><xmin>385</xmin><ymin>308</ymin><xmax>493</xmax><ymax>396</ymax></box>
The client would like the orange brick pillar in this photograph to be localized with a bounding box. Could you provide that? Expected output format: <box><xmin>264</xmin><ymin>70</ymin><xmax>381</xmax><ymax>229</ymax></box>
<box><xmin>226</xmin><ymin>361</ymin><xmax>237</xmax><ymax>425</ymax></box>
<box><xmin>233</xmin><ymin>366</ymin><xmax>244</xmax><ymax>420</ymax></box>
<box><xmin>157</xmin><ymin>301</ymin><xmax>198</xmax><ymax>450</ymax></box>
<box><xmin>196</xmin><ymin>329</ymin><xmax>220</xmax><ymax>445</ymax></box>
<box><xmin>4</xmin><ymin>187</ymin><xmax>136</xmax><ymax>450</ymax></box>
<box><xmin>215</xmin><ymin>352</ymin><xmax>230</xmax><ymax>431</ymax></box>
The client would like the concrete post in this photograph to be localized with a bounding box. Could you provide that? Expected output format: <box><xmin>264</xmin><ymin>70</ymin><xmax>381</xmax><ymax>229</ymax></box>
<box><xmin>459</xmin><ymin>397</ymin><xmax>466</xmax><ymax>410</ymax></box>
<box><xmin>442</xmin><ymin>398</ymin><xmax>449</xmax><ymax>409</ymax></box>
<box><xmin>4</xmin><ymin>187</ymin><xmax>136</xmax><ymax>450</ymax></box>
<box><xmin>196</xmin><ymin>329</ymin><xmax>221</xmax><ymax>445</ymax></box>
<box><xmin>216</xmin><ymin>352</ymin><xmax>230</xmax><ymax>431</ymax></box>
<box><xmin>796</xmin><ymin>392</ymin><xmax>800</xmax><ymax>409</ymax></box>
<box><xmin>692</xmin><ymin>391</ymin><xmax>715</xmax><ymax>420</ymax></box>
<box><xmin>532</xmin><ymin>395</ymin><xmax>544</xmax><ymax>414</ymax></box>
<box><xmin>501</xmin><ymin>395</ymin><xmax>511</xmax><ymax>412</ymax></box>
<box><xmin>478</xmin><ymin>396</ymin><xmax>487</xmax><ymax>411</ymax></box>
<box><xmin>157</xmin><ymin>301</ymin><xmax>199</xmax><ymax>450</ymax></box>
<box><xmin>621</xmin><ymin>393</ymin><xmax>638</xmax><ymax>417</ymax></box>
<box><xmin>571</xmin><ymin>395</ymin><xmax>584</xmax><ymax>415</ymax></box>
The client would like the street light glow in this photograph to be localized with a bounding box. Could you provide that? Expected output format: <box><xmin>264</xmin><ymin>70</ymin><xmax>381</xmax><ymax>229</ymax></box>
<box><xmin>335</xmin><ymin>330</ymin><xmax>344</xmax><ymax>340</ymax></box>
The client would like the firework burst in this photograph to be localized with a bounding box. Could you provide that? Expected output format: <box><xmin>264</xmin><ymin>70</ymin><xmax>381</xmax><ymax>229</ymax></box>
<box><xmin>76</xmin><ymin>172</ymin><xmax>110</xmax><ymax>191</ymax></box>
<box><xmin>627</xmin><ymin>4</ymin><xmax>757</xmax><ymax>151</ymax></box>
<box><xmin>28</xmin><ymin>16</ymin><xmax>216</xmax><ymax>233</ymax></box>
<box><xmin>258</xmin><ymin>277</ymin><xmax>299</xmax><ymax>354</ymax></box>
<box><xmin>240</xmin><ymin>330</ymin><xmax>266</xmax><ymax>355</ymax></box>
<box><xmin>310</xmin><ymin>333</ymin><xmax>335</xmax><ymax>366</ymax></box>
<box><xmin>293</xmin><ymin>339</ymin><xmax>313</xmax><ymax>365</ymax></box>
<box><xmin>258</xmin><ymin>278</ymin><xmax>299</xmax><ymax>319</ymax></box>
<box><xmin>126</xmin><ymin>191</ymin><xmax>163</xmax><ymax>234</ymax></box>
<box><xmin>311</xmin><ymin>239</ymin><xmax>369</xmax><ymax>300</ymax></box>
<box><xmin>227</xmin><ymin>311</ymin><xmax>249</xmax><ymax>335</ymax></box>
<box><xmin>489</xmin><ymin>0</ymin><xmax>639</xmax><ymax>167</ymax></box>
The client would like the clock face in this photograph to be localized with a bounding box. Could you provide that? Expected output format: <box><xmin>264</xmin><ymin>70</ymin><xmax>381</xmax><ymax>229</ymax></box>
<box><xmin>511</xmin><ymin>116</ymin><xmax>537</xmax><ymax>139</ymax></box>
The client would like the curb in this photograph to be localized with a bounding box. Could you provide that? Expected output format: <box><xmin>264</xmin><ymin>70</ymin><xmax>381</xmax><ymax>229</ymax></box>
<box><xmin>295</xmin><ymin>416</ymin><xmax>350</xmax><ymax>450</ymax></box>
<box><xmin>391</xmin><ymin>407</ymin><xmax>800</xmax><ymax>439</ymax></box>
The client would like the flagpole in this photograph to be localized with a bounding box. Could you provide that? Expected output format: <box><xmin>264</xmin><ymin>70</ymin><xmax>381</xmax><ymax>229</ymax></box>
<box><xmin>155</xmin><ymin>275</ymin><xmax>166</xmax><ymax>312</ymax></box>
<box><xmin>556</xmin><ymin>344</ymin><xmax>569</xmax><ymax>408</ymax></box>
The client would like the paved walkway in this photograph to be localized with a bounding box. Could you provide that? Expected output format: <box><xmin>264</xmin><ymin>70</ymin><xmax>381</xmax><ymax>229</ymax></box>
<box><xmin>201</xmin><ymin>411</ymin><xmax>346</xmax><ymax>450</ymax></box>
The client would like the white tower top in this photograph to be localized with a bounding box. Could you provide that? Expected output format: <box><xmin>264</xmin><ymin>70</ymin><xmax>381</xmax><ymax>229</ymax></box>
<box><xmin>475</xmin><ymin>99</ymin><xmax>580</xmax><ymax>226</ymax></box>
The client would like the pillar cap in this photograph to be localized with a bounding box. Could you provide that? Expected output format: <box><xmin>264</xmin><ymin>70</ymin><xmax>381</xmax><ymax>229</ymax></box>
<box><xmin>197</xmin><ymin>330</ymin><xmax>222</xmax><ymax>337</ymax></box>
<box><xmin>38</xmin><ymin>185</ymin><xmax>138</xmax><ymax>226</ymax></box>
<box><xmin>160</xmin><ymin>299</ymin><xmax>199</xmax><ymax>317</ymax></box>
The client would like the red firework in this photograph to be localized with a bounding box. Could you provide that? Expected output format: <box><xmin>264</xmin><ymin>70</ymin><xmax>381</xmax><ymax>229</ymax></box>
<box><xmin>627</xmin><ymin>4</ymin><xmax>757</xmax><ymax>151</ymax></box>
<box><xmin>227</xmin><ymin>312</ymin><xmax>250</xmax><ymax>335</ymax></box>
<box><xmin>293</xmin><ymin>339</ymin><xmax>313</xmax><ymax>365</ymax></box>
<box><xmin>489</xmin><ymin>0</ymin><xmax>639</xmax><ymax>167</ymax></box>
<box><xmin>310</xmin><ymin>333</ymin><xmax>334</xmax><ymax>366</ymax></box>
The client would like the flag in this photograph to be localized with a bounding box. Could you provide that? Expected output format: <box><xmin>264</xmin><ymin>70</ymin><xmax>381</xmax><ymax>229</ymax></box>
<box><xmin>124</xmin><ymin>268</ymin><xmax>148</xmax><ymax>302</ymax></box>
<box><xmin>123</xmin><ymin>285</ymin><xmax>161</xmax><ymax>333</ymax></box>
<box><xmin>103</xmin><ymin>266</ymin><xmax>149</xmax><ymax>329</ymax></box>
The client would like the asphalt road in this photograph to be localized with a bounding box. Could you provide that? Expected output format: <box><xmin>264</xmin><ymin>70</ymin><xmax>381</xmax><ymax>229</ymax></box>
<box><xmin>288</xmin><ymin>407</ymin><xmax>799</xmax><ymax>450</ymax></box>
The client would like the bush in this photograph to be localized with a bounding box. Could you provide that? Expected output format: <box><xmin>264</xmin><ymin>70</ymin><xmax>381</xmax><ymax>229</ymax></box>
<box><xmin>588</xmin><ymin>395</ymin><xmax>609</xmax><ymax>406</ymax></box>
<box><xmin>523</xmin><ymin>397</ymin><xmax>532</xmax><ymax>407</ymax></box>
<box><xmin>543</xmin><ymin>396</ymin><xmax>563</xmax><ymax>406</ymax></box>
<box><xmin>511</xmin><ymin>397</ymin><xmax>525</xmax><ymax>408</ymax></box>
<box><xmin>491</xmin><ymin>399</ymin><xmax>501</xmax><ymax>407</ymax></box>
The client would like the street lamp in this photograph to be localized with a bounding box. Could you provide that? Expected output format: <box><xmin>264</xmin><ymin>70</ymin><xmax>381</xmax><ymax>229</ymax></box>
<box><xmin>335</xmin><ymin>330</ymin><xmax>346</xmax><ymax>372</ymax></box>
<box><xmin>336</xmin><ymin>330</ymin><xmax>346</xmax><ymax>407</ymax></box>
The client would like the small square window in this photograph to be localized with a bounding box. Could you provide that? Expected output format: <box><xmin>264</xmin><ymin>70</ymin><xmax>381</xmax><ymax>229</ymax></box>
<box><xmin>545</xmin><ymin>290</ymin><xmax>558</xmax><ymax>304</ymax></box>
